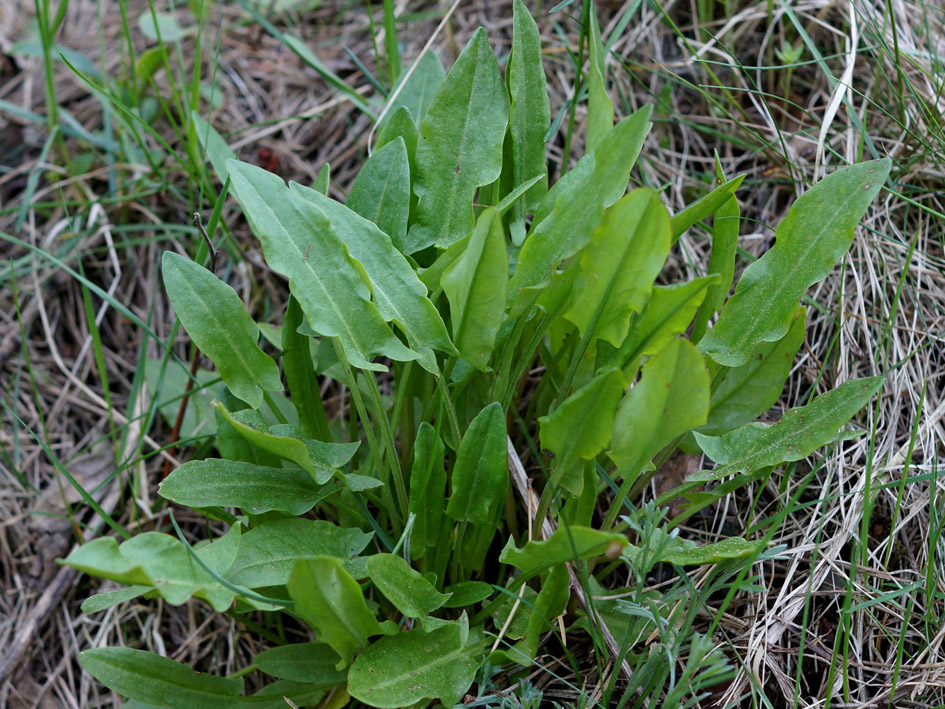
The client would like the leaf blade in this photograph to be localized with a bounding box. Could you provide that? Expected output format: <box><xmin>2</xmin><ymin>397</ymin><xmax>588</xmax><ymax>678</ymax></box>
<box><xmin>699</xmin><ymin>159</ymin><xmax>891</xmax><ymax>366</ymax></box>
<box><xmin>162</xmin><ymin>252</ymin><xmax>281</xmax><ymax>409</ymax></box>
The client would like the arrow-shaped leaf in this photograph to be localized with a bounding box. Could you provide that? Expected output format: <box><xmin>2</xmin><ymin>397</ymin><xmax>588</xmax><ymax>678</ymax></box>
<box><xmin>162</xmin><ymin>252</ymin><xmax>281</xmax><ymax>409</ymax></box>
<box><xmin>226</xmin><ymin>159</ymin><xmax>419</xmax><ymax>371</ymax></box>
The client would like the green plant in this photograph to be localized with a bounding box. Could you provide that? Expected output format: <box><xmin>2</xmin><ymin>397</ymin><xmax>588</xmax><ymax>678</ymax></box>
<box><xmin>61</xmin><ymin>2</ymin><xmax>891</xmax><ymax>706</ymax></box>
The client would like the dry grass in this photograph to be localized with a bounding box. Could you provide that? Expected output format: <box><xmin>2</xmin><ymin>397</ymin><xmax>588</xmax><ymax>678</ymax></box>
<box><xmin>1</xmin><ymin>0</ymin><xmax>944</xmax><ymax>706</ymax></box>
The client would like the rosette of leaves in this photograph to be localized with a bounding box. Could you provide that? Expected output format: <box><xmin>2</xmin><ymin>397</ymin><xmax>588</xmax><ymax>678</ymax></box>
<box><xmin>63</xmin><ymin>1</ymin><xmax>890</xmax><ymax>706</ymax></box>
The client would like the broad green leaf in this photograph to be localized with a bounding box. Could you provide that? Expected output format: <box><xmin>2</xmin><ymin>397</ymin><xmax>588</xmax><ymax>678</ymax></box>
<box><xmin>506</xmin><ymin>0</ymin><xmax>550</xmax><ymax>241</ymax></box>
<box><xmin>367</xmin><ymin>553</ymin><xmax>451</xmax><ymax>617</ymax></box>
<box><xmin>313</xmin><ymin>162</ymin><xmax>330</xmax><ymax>194</ymax></box>
<box><xmin>348</xmin><ymin>623</ymin><xmax>479</xmax><ymax>708</ymax></box>
<box><xmin>215</xmin><ymin>407</ymin><xmax>281</xmax><ymax>467</ymax></box>
<box><xmin>492</xmin><ymin>563</ymin><xmax>569</xmax><ymax>665</ymax></box>
<box><xmin>61</xmin><ymin>532</ymin><xmax>235</xmax><ymax>611</ymax></box>
<box><xmin>539</xmin><ymin>368</ymin><xmax>625</xmax><ymax>495</ymax></box>
<box><xmin>509</xmin><ymin>106</ymin><xmax>652</xmax><ymax>312</ymax></box>
<box><xmin>690</xmin><ymin>376</ymin><xmax>885</xmax><ymax>482</ymax></box>
<box><xmin>162</xmin><ymin>252</ymin><xmax>281</xmax><ymax>409</ymax></box>
<box><xmin>346</xmin><ymin>137</ymin><xmax>410</xmax><ymax>251</ymax></box>
<box><xmin>407</xmin><ymin>29</ymin><xmax>509</xmax><ymax>251</ymax></box>
<box><xmin>417</xmin><ymin>232</ymin><xmax>469</xmax><ymax>293</ymax></box>
<box><xmin>441</xmin><ymin>208</ymin><xmax>508</xmax><ymax>370</ymax></box>
<box><xmin>599</xmin><ymin>276</ymin><xmax>717</xmax><ymax>378</ymax></box>
<box><xmin>577</xmin><ymin>578</ymin><xmax>659</xmax><ymax>646</ymax></box>
<box><xmin>159</xmin><ymin>459</ymin><xmax>323</xmax><ymax>515</ymax></box>
<box><xmin>585</xmin><ymin>6</ymin><xmax>613</xmax><ymax>154</ymax></box>
<box><xmin>691</xmin><ymin>160</ymin><xmax>740</xmax><ymax>342</ymax></box>
<box><xmin>80</xmin><ymin>585</ymin><xmax>149</xmax><ymax>613</ymax></box>
<box><xmin>564</xmin><ymin>188</ymin><xmax>671</xmax><ymax>347</ymax></box>
<box><xmin>290</xmin><ymin>182</ymin><xmax>454</xmax><ymax>372</ymax></box>
<box><xmin>215</xmin><ymin>405</ymin><xmax>359</xmax><ymax>484</ymax></box>
<box><xmin>492</xmin><ymin>586</ymin><xmax>538</xmax><ymax>641</ymax></box>
<box><xmin>80</xmin><ymin>648</ymin><xmax>243</xmax><ymax>708</ymax></box>
<box><xmin>192</xmin><ymin>111</ymin><xmax>236</xmax><ymax>182</ymax></box>
<box><xmin>255</xmin><ymin>643</ymin><xmax>347</xmax><ymax>686</ymax></box>
<box><xmin>380</xmin><ymin>49</ymin><xmax>445</xmax><ymax>131</ymax></box>
<box><xmin>227</xmin><ymin>518</ymin><xmax>372</xmax><ymax>588</ymax></box>
<box><xmin>376</xmin><ymin>107</ymin><xmax>418</xmax><ymax>178</ymax></box>
<box><xmin>249</xmin><ymin>680</ymin><xmax>328</xmax><ymax>707</ymax></box>
<box><xmin>343</xmin><ymin>472</ymin><xmax>384</xmax><ymax>491</ymax></box>
<box><xmin>288</xmin><ymin>556</ymin><xmax>394</xmax><ymax>668</ymax></box>
<box><xmin>623</xmin><ymin>534</ymin><xmax>763</xmax><ymax>566</ymax></box>
<box><xmin>610</xmin><ymin>339</ymin><xmax>710</xmax><ymax>488</ymax></box>
<box><xmin>699</xmin><ymin>159</ymin><xmax>891</xmax><ymax>366</ymax></box>
<box><xmin>408</xmin><ymin>422</ymin><xmax>447</xmax><ymax>558</ymax></box>
<box><xmin>701</xmin><ymin>307</ymin><xmax>806</xmax><ymax>436</ymax></box>
<box><xmin>282</xmin><ymin>296</ymin><xmax>327</xmax><ymax>439</ymax></box>
<box><xmin>144</xmin><ymin>359</ymin><xmax>222</xmax><ymax>440</ymax></box>
<box><xmin>499</xmin><ymin>526</ymin><xmax>627</xmax><ymax>578</ymax></box>
<box><xmin>445</xmin><ymin>402</ymin><xmax>508</xmax><ymax>525</ymax></box>
<box><xmin>443</xmin><ymin>580</ymin><xmax>493</xmax><ymax>607</ymax></box>
<box><xmin>669</xmin><ymin>174</ymin><xmax>745</xmax><ymax>242</ymax></box>
<box><xmin>226</xmin><ymin>159</ymin><xmax>418</xmax><ymax>371</ymax></box>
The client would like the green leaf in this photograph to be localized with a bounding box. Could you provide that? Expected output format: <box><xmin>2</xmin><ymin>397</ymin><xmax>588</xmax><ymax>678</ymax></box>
<box><xmin>159</xmin><ymin>459</ymin><xmax>325</xmax><ymax>515</ymax></box>
<box><xmin>564</xmin><ymin>188</ymin><xmax>671</xmax><ymax>347</ymax></box>
<box><xmin>690</xmin><ymin>376</ymin><xmax>885</xmax><ymax>482</ymax></box>
<box><xmin>81</xmin><ymin>585</ymin><xmax>150</xmax><ymax>614</ymax></box>
<box><xmin>509</xmin><ymin>106</ymin><xmax>652</xmax><ymax>312</ymax></box>
<box><xmin>346</xmin><ymin>137</ymin><xmax>410</xmax><ymax>251</ymax></box>
<box><xmin>380</xmin><ymin>49</ymin><xmax>445</xmax><ymax>132</ymax></box>
<box><xmin>443</xmin><ymin>580</ymin><xmax>493</xmax><ymax>607</ymax></box>
<box><xmin>506</xmin><ymin>0</ymin><xmax>549</xmax><ymax>240</ymax></box>
<box><xmin>408</xmin><ymin>423</ymin><xmax>447</xmax><ymax>558</ymax></box>
<box><xmin>539</xmin><ymin>368</ymin><xmax>625</xmax><ymax>495</ymax></box>
<box><xmin>407</xmin><ymin>29</ymin><xmax>509</xmax><ymax>251</ymax></box>
<box><xmin>348</xmin><ymin>623</ymin><xmax>479</xmax><ymax>708</ymax></box>
<box><xmin>226</xmin><ymin>159</ymin><xmax>419</xmax><ymax>371</ymax></box>
<box><xmin>288</xmin><ymin>556</ymin><xmax>394</xmax><ymax>668</ymax></box>
<box><xmin>376</xmin><ymin>107</ymin><xmax>418</xmax><ymax>175</ymax></box>
<box><xmin>192</xmin><ymin>111</ymin><xmax>236</xmax><ymax>182</ymax></box>
<box><xmin>499</xmin><ymin>526</ymin><xmax>627</xmax><ymax>578</ymax></box>
<box><xmin>445</xmin><ymin>402</ymin><xmax>508</xmax><ymax>525</ymax></box>
<box><xmin>599</xmin><ymin>276</ymin><xmax>717</xmax><ymax>378</ymax></box>
<box><xmin>144</xmin><ymin>359</ymin><xmax>222</xmax><ymax>441</ymax></box>
<box><xmin>441</xmin><ymin>208</ymin><xmax>508</xmax><ymax>370</ymax></box>
<box><xmin>162</xmin><ymin>252</ymin><xmax>281</xmax><ymax>409</ymax></box>
<box><xmin>282</xmin><ymin>296</ymin><xmax>327</xmax><ymax>439</ymax></box>
<box><xmin>492</xmin><ymin>563</ymin><xmax>569</xmax><ymax>665</ymax></box>
<box><xmin>290</xmin><ymin>182</ymin><xmax>454</xmax><ymax>372</ymax></box>
<box><xmin>313</xmin><ymin>162</ymin><xmax>330</xmax><ymax>194</ymax></box>
<box><xmin>691</xmin><ymin>160</ymin><xmax>740</xmax><ymax>342</ymax></box>
<box><xmin>699</xmin><ymin>159</ymin><xmax>891</xmax><ymax>366</ymax></box>
<box><xmin>623</xmin><ymin>534</ymin><xmax>764</xmax><ymax>566</ymax></box>
<box><xmin>585</xmin><ymin>7</ymin><xmax>613</xmax><ymax>154</ymax></box>
<box><xmin>80</xmin><ymin>648</ymin><xmax>243</xmax><ymax>708</ymax></box>
<box><xmin>215</xmin><ymin>404</ymin><xmax>359</xmax><ymax>484</ymax></box>
<box><xmin>367</xmin><ymin>553</ymin><xmax>452</xmax><ymax>617</ymax></box>
<box><xmin>255</xmin><ymin>643</ymin><xmax>347</xmax><ymax>686</ymax></box>
<box><xmin>701</xmin><ymin>307</ymin><xmax>806</xmax><ymax>436</ymax></box>
<box><xmin>669</xmin><ymin>174</ymin><xmax>745</xmax><ymax>242</ymax></box>
<box><xmin>610</xmin><ymin>339</ymin><xmax>710</xmax><ymax>488</ymax></box>
<box><xmin>227</xmin><ymin>518</ymin><xmax>372</xmax><ymax>588</ymax></box>
<box><xmin>61</xmin><ymin>532</ymin><xmax>235</xmax><ymax>611</ymax></box>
